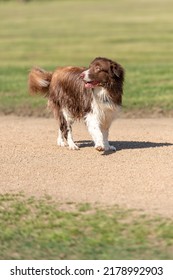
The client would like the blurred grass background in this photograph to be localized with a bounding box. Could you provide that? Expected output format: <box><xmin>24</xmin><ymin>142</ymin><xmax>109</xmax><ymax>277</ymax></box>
<box><xmin>0</xmin><ymin>0</ymin><xmax>173</xmax><ymax>116</ymax></box>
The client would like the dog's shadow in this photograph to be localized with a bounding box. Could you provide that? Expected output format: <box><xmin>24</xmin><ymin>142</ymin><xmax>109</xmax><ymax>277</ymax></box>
<box><xmin>76</xmin><ymin>140</ymin><xmax>173</xmax><ymax>155</ymax></box>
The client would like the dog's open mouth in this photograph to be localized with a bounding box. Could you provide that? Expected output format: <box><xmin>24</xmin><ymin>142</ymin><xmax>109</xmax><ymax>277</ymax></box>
<box><xmin>84</xmin><ymin>80</ymin><xmax>100</xmax><ymax>88</ymax></box>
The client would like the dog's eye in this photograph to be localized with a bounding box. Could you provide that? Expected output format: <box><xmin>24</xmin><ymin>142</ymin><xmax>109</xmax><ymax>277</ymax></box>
<box><xmin>95</xmin><ymin>66</ymin><xmax>101</xmax><ymax>72</ymax></box>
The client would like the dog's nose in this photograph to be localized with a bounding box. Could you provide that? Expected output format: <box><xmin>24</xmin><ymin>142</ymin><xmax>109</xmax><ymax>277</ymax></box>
<box><xmin>80</xmin><ymin>72</ymin><xmax>85</xmax><ymax>79</ymax></box>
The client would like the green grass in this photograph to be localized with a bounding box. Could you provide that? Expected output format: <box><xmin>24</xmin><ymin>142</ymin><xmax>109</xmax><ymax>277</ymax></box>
<box><xmin>0</xmin><ymin>193</ymin><xmax>173</xmax><ymax>260</ymax></box>
<box><xmin>0</xmin><ymin>0</ymin><xmax>173</xmax><ymax>115</ymax></box>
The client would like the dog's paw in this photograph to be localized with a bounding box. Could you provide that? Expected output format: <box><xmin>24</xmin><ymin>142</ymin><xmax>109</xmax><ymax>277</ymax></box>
<box><xmin>96</xmin><ymin>145</ymin><xmax>116</xmax><ymax>152</ymax></box>
<box><xmin>68</xmin><ymin>143</ymin><xmax>80</xmax><ymax>150</ymax></box>
<box><xmin>95</xmin><ymin>146</ymin><xmax>105</xmax><ymax>152</ymax></box>
<box><xmin>57</xmin><ymin>139</ymin><xmax>66</xmax><ymax>147</ymax></box>
<box><xmin>108</xmin><ymin>145</ymin><xmax>116</xmax><ymax>152</ymax></box>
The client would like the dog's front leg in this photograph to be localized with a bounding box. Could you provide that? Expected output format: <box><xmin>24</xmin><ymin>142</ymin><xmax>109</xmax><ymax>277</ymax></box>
<box><xmin>85</xmin><ymin>113</ymin><xmax>105</xmax><ymax>151</ymax></box>
<box><xmin>102</xmin><ymin>129</ymin><xmax>116</xmax><ymax>151</ymax></box>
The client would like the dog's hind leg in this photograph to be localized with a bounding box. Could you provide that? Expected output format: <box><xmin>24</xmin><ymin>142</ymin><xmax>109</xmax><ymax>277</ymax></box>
<box><xmin>61</xmin><ymin>109</ymin><xmax>79</xmax><ymax>150</ymax></box>
<box><xmin>57</xmin><ymin>128</ymin><xmax>66</xmax><ymax>147</ymax></box>
<box><xmin>67</xmin><ymin>125</ymin><xmax>79</xmax><ymax>150</ymax></box>
<box><xmin>47</xmin><ymin>100</ymin><xmax>66</xmax><ymax>147</ymax></box>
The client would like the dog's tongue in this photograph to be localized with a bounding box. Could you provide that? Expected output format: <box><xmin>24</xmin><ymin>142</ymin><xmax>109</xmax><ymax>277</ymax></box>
<box><xmin>84</xmin><ymin>81</ymin><xmax>99</xmax><ymax>88</ymax></box>
<box><xmin>85</xmin><ymin>83</ymin><xmax>94</xmax><ymax>88</ymax></box>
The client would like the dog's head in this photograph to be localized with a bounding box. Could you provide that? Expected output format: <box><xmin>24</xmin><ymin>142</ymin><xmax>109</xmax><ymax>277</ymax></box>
<box><xmin>80</xmin><ymin>57</ymin><xmax>124</xmax><ymax>89</ymax></box>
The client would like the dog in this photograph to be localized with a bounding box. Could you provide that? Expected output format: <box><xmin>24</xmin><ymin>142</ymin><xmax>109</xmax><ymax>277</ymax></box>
<box><xmin>28</xmin><ymin>57</ymin><xmax>124</xmax><ymax>151</ymax></box>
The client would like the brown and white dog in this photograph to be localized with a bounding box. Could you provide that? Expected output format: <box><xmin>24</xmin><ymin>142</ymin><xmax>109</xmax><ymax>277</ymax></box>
<box><xmin>28</xmin><ymin>57</ymin><xmax>124</xmax><ymax>151</ymax></box>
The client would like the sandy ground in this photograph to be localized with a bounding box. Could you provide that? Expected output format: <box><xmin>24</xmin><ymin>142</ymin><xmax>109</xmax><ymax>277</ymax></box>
<box><xmin>0</xmin><ymin>116</ymin><xmax>173</xmax><ymax>217</ymax></box>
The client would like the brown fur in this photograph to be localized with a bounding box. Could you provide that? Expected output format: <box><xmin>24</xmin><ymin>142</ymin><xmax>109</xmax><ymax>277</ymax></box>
<box><xmin>49</xmin><ymin>67</ymin><xmax>93</xmax><ymax>118</ymax></box>
<box><xmin>28</xmin><ymin>67</ymin><xmax>52</xmax><ymax>96</ymax></box>
<box><xmin>28</xmin><ymin>66</ymin><xmax>94</xmax><ymax>119</ymax></box>
<box><xmin>87</xmin><ymin>57</ymin><xmax>124</xmax><ymax>105</ymax></box>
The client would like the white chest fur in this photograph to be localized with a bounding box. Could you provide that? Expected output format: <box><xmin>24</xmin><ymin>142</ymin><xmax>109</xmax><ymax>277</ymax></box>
<box><xmin>91</xmin><ymin>87</ymin><xmax>119</xmax><ymax>129</ymax></box>
<box><xmin>84</xmin><ymin>87</ymin><xmax>118</xmax><ymax>151</ymax></box>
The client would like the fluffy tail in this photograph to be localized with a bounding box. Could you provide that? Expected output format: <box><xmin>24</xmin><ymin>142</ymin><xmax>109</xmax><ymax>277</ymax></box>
<box><xmin>28</xmin><ymin>67</ymin><xmax>52</xmax><ymax>97</ymax></box>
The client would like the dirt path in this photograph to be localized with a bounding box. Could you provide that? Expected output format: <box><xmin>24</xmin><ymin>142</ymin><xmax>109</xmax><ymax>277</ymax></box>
<box><xmin>0</xmin><ymin>116</ymin><xmax>173</xmax><ymax>217</ymax></box>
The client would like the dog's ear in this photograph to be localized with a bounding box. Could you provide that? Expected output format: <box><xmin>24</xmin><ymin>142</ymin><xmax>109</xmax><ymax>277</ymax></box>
<box><xmin>110</xmin><ymin>63</ymin><xmax>124</xmax><ymax>80</ymax></box>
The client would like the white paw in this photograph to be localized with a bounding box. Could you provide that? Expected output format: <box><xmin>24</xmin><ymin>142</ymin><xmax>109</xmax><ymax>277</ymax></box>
<box><xmin>95</xmin><ymin>145</ymin><xmax>105</xmax><ymax>152</ymax></box>
<box><xmin>68</xmin><ymin>143</ymin><xmax>79</xmax><ymax>150</ymax></box>
<box><xmin>57</xmin><ymin>139</ymin><xmax>66</xmax><ymax>147</ymax></box>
